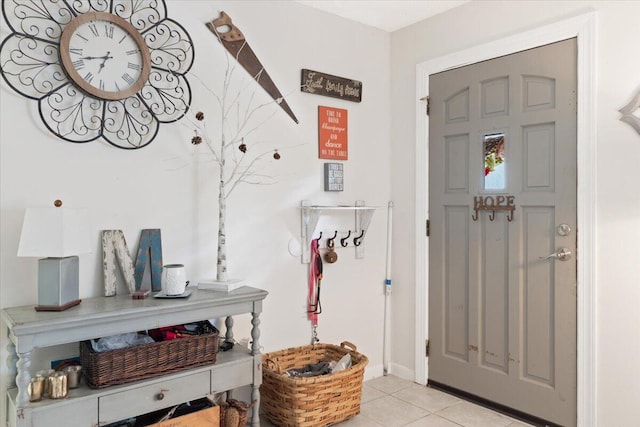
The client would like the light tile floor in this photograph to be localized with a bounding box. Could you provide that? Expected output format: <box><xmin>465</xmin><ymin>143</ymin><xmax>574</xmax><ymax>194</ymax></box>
<box><xmin>260</xmin><ymin>375</ymin><xmax>534</xmax><ymax>427</ymax></box>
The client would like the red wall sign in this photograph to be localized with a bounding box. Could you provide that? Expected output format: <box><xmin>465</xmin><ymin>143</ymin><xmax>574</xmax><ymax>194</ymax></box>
<box><xmin>318</xmin><ymin>106</ymin><xmax>348</xmax><ymax>160</ymax></box>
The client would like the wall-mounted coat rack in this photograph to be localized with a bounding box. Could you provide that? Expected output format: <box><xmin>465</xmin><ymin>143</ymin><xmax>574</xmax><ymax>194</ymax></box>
<box><xmin>472</xmin><ymin>195</ymin><xmax>515</xmax><ymax>222</ymax></box>
<box><xmin>300</xmin><ymin>200</ymin><xmax>376</xmax><ymax>263</ymax></box>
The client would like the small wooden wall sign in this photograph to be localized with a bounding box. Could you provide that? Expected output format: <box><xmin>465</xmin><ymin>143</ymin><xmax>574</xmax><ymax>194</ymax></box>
<box><xmin>318</xmin><ymin>106</ymin><xmax>348</xmax><ymax>160</ymax></box>
<box><xmin>324</xmin><ymin>162</ymin><xmax>344</xmax><ymax>191</ymax></box>
<box><xmin>301</xmin><ymin>69</ymin><xmax>362</xmax><ymax>103</ymax></box>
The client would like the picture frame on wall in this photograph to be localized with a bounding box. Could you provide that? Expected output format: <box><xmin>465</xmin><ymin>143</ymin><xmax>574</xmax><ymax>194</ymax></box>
<box><xmin>318</xmin><ymin>106</ymin><xmax>348</xmax><ymax>160</ymax></box>
<box><xmin>324</xmin><ymin>163</ymin><xmax>344</xmax><ymax>191</ymax></box>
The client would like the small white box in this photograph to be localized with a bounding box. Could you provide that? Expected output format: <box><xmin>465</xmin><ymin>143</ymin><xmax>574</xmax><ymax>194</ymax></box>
<box><xmin>197</xmin><ymin>278</ymin><xmax>247</xmax><ymax>292</ymax></box>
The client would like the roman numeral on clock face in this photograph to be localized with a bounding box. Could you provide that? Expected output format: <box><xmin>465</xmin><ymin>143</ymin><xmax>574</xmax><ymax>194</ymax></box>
<box><xmin>122</xmin><ymin>73</ymin><xmax>135</xmax><ymax>85</ymax></box>
<box><xmin>83</xmin><ymin>72</ymin><xmax>94</xmax><ymax>83</ymax></box>
<box><xmin>72</xmin><ymin>59</ymin><xmax>85</xmax><ymax>70</ymax></box>
<box><xmin>128</xmin><ymin>62</ymin><xmax>141</xmax><ymax>71</ymax></box>
<box><xmin>88</xmin><ymin>24</ymin><xmax>99</xmax><ymax>37</ymax></box>
<box><xmin>104</xmin><ymin>25</ymin><xmax>114</xmax><ymax>39</ymax></box>
<box><xmin>70</xmin><ymin>48</ymin><xmax>83</xmax><ymax>55</ymax></box>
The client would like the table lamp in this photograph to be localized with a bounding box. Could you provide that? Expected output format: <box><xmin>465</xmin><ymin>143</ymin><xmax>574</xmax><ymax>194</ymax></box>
<box><xmin>17</xmin><ymin>200</ymin><xmax>90</xmax><ymax>311</ymax></box>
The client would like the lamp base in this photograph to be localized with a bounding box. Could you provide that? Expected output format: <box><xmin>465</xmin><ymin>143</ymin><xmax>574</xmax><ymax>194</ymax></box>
<box><xmin>36</xmin><ymin>256</ymin><xmax>80</xmax><ymax>311</ymax></box>
<box><xmin>35</xmin><ymin>299</ymin><xmax>82</xmax><ymax>312</ymax></box>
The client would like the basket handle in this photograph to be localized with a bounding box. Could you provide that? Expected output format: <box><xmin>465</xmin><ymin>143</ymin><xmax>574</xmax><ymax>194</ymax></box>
<box><xmin>264</xmin><ymin>358</ymin><xmax>282</xmax><ymax>374</ymax></box>
<box><xmin>340</xmin><ymin>341</ymin><xmax>357</xmax><ymax>352</ymax></box>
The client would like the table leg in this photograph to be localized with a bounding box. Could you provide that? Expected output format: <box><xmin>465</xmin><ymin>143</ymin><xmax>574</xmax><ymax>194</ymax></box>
<box><xmin>6</xmin><ymin>340</ymin><xmax>18</xmax><ymax>387</ymax></box>
<box><xmin>251</xmin><ymin>312</ymin><xmax>261</xmax><ymax>356</ymax></box>
<box><xmin>225</xmin><ymin>315</ymin><xmax>234</xmax><ymax>343</ymax></box>
<box><xmin>251</xmin><ymin>311</ymin><xmax>261</xmax><ymax>427</ymax></box>
<box><xmin>15</xmin><ymin>350</ymin><xmax>32</xmax><ymax>408</ymax></box>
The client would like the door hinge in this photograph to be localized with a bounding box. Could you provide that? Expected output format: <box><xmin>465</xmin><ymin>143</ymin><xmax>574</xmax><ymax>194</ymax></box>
<box><xmin>426</xmin><ymin>339</ymin><xmax>430</xmax><ymax>357</ymax></box>
<box><xmin>420</xmin><ymin>96</ymin><xmax>430</xmax><ymax>116</ymax></box>
<box><xmin>426</xmin><ymin>219</ymin><xmax>430</xmax><ymax>237</ymax></box>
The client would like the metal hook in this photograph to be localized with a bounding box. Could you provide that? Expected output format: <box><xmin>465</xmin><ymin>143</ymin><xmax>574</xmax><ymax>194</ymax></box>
<box><xmin>340</xmin><ymin>230</ymin><xmax>351</xmax><ymax>247</ymax></box>
<box><xmin>507</xmin><ymin>210</ymin><xmax>514</xmax><ymax>222</ymax></box>
<box><xmin>327</xmin><ymin>230</ymin><xmax>337</xmax><ymax>247</ymax></box>
<box><xmin>315</xmin><ymin>231</ymin><xmax>322</xmax><ymax>242</ymax></box>
<box><xmin>472</xmin><ymin>211</ymin><xmax>479</xmax><ymax>221</ymax></box>
<box><xmin>488</xmin><ymin>211</ymin><xmax>496</xmax><ymax>221</ymax></box>
<box><xmin>353</xmin><ymin>230</ymin><xmax>365</xmax><ymax>246</ymax></box>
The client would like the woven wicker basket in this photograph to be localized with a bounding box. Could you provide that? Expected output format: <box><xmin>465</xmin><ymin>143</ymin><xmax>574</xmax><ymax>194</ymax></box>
<box><xmin>219</xmin><ymin>399</ymin><xmax>256</xmax><ymax>427</ymax></box>
<box><xmin>261</xmin><ymin>341</ymin><xmax>368</xmax><ymax>427</ymax></box>
<box><xmin>80</xmin><ymin>330</ymin><xmax>219</xmax><ymax>389</ymax></box>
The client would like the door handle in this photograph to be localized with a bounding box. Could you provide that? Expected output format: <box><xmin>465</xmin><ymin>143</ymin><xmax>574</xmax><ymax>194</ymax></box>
<box><xmin>539</xmin><ymin>248</ymin><xmax>572</xmax><ymax>261</ymax></box>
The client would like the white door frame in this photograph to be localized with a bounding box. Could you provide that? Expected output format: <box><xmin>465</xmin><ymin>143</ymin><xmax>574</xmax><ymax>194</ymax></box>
<box><xmin>414</xmin><ymin>12</ymin><xmax>597</xmax><ymax>426</ymax></box>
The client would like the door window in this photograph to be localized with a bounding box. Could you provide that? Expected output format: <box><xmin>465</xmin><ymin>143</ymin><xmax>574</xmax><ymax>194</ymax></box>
<box><xmin>483</xmin><ymin>133</ymin><xmax>506</xmax><ymax>191</ymax></box>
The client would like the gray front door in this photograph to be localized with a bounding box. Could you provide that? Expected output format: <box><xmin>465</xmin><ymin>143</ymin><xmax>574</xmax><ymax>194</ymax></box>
<box><xmin>428</xmin><ymin>39</ymin><xmax>577</xmax><ymax>426</ymax></box>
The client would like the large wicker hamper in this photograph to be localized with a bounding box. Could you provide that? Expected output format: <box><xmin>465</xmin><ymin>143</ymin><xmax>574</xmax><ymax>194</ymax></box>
<box><xmin>260</xmin><ymin>341</ymin><xmax>368</xmax><ymax>427</ymax></box>
<box><xmin>80</xmin><ymin>328</ymin><xmax>219</xmax><ymax>388</ymax></box>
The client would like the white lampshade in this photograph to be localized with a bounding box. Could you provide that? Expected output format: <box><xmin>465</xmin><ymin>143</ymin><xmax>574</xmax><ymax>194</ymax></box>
<box><xmin>17</xmin><ymin>207</ymin><xmax>90</xmax><ymax>258</ymax></box>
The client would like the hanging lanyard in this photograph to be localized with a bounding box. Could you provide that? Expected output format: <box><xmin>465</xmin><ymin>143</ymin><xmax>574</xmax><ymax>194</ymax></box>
<box><xmin>308</xmin><ymin>238</ymin><xmax>323</xmax><ymax>330</ymax></box>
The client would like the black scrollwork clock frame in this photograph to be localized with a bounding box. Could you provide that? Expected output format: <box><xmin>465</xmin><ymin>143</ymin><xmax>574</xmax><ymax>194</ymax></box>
<box><xmin>0</xmin><ymin>0</ymin><xmax>195</xmax><ymax>149</ymax></box>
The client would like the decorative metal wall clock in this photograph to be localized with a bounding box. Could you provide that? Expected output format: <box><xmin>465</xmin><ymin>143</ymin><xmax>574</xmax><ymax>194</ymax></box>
<box><xmin>0</xmin><ymin>0</ymin><xmax>194</xmax><ymax>149</ymax></box>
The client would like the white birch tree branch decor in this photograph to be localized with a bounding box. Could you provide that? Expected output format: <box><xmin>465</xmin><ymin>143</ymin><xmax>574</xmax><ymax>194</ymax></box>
<box><xmin>187</xmin><ymin>37</ymin><xmax>291</xmax><ymax>284</ymax></box>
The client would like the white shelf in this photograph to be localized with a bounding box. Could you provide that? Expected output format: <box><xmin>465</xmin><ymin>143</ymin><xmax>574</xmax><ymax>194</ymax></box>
<box><xmin>300</xmin><ymin>200</ymin><xmax>377</xmax><ymax>263</ymax></box>
<box><xmin>301</xmin><ymin>205</ymin><xmax>378</xmax><ymax>210</ymax></box>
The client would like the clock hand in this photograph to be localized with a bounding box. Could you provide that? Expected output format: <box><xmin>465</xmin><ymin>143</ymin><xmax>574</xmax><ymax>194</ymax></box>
<box><xmin>80</xmin><ymin>53</ymin><xmax>114</xmax><ymax>61</ymax></box>
<box><xmin>98</xmin><ymin>51</ymin><xmax>113</xmax><ymax>74</ymax></box>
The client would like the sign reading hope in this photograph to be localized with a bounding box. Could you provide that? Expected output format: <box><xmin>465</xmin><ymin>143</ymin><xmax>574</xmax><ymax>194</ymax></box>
<box><xmin>473</xmin><ymin>195</ymin><xmax>516</xmax><ymax>221</ymax></box>
<box><xmin>474</xmin><ymin>195</ymin><xmax>515</xmax><ymax>210</ymax></box>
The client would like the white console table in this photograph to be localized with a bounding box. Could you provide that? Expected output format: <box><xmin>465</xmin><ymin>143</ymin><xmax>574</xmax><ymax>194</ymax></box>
<box><xmin>2</xmin><ymin>286</ymin><xmax>268</xmax><ymax>427</ymax></box>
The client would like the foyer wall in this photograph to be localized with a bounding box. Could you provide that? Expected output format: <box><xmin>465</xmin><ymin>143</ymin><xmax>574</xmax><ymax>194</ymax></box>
<box><xmin>0</xmin><ymin>0</ymin><xmax>391</xmax><ymax>414</ymax></box>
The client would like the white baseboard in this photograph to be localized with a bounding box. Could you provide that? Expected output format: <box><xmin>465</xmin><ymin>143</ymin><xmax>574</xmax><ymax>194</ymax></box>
<box><xmin>363</xmin><ymin>363</ymin><xmax>384</xmax><ymax>381</ymax></box>
<box><xmin>363</xmin><ymin>362</ymin><xmax>416</xmax><ymax>383</ymax></box>
<box><xmin>388</xmin><ymin>363</ymin><xmax>416</xmax><ymax>383</ymax></box>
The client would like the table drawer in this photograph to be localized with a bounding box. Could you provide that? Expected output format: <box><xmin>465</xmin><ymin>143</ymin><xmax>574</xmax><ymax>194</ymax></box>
<box><xmin>98</xmin><ymin>370</ymin><xmax>210</xmax><ymax>424</ymax></box>
<box><xmin>212</xmin><ymin>359</ymin><xmax>253</xmax><ymax>391</ymax></box>
<box><xmin>32</xmin><ymin>398</ymin><xmax>98</xmax><ymax>427</ymax></box>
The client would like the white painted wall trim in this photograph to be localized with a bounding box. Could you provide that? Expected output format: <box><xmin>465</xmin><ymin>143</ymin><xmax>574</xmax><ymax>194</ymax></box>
<box><xmin>414</xmin><ymin>11</ymin><xmax>597</xmax><ymax>426</ymax></box>
<box><xmin>364</xmin><ymin>364</ymin><xmax>385</xmax><ymax>382</ymax></box>
<box><xmin>389</xmin><ymin>362</ymin><xmax>414</xmax><ymax>382</ymax></box>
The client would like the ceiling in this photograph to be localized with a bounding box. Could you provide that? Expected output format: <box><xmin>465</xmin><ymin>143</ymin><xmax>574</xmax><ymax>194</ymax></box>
<box><xmin>296</xmin><ymin>0</ymin><xmax>470</xmax><ymax>32</ymax></box>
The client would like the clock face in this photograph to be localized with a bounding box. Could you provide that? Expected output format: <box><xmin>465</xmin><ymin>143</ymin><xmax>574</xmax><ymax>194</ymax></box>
<box><xmin>60</xmin><ymin>12</ymin><xmax>151</xmax><ymax>100</ymax></box>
